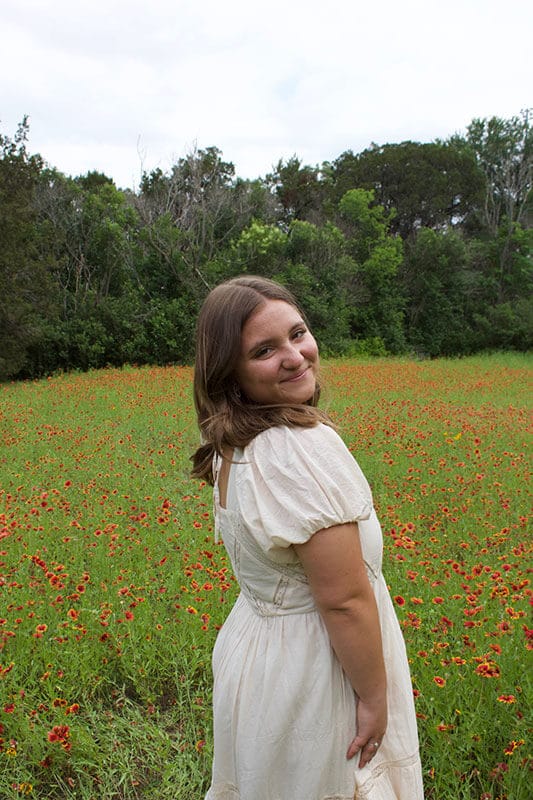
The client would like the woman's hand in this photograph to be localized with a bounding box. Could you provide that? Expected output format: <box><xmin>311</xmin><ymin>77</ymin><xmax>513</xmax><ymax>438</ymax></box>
<box><xmin>346</xmin><ymin>695</ymin><xmax>387</xmax><ymax>768</ymax></box>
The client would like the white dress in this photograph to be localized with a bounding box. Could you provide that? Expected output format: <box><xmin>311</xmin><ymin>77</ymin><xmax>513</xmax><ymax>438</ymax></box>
<box><xmin>205</xmin><ymin>424</ymin><xmax>424</xmax><ymax>800</ymax></box>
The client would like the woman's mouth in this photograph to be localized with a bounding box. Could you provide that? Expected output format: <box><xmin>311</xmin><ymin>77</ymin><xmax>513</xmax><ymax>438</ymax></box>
<box><xmin>281</xmin><ymin>367</ymin><xmax>310</xmax><ymax>383</ymax></box>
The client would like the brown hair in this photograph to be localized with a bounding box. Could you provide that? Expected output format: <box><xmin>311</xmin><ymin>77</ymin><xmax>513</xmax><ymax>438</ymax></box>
<box><xmin>190</xmin><ymin>275</ymin><xmax>331</xmax><ymax>483</ymax></box>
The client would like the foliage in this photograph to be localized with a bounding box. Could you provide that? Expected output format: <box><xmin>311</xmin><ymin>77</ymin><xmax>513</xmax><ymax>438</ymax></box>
<box><xmin>402</xmin><ymin>228</ymin><xmax>476</xmax><ymax>357</ymax></box>
<box><xmin>0</xmin><ymin>118</ymin><xmax>54</xmax><ymax>379</ymax></box>
<box><xmin>1</xmin><ymin>111</ymin><xmax>532</xmax><ymax>381</ymax></box>
<box><xmin>464</xmin><ymin>108</ymin><xmax>532</xmax><ymax>234</ymax></box>
<box><xmin>266</xmin><ymin>156</ymin><xmax>327</xmax><ymax>225</ymax></box>
<box><xmin>339</xmin><ymin>189</ymin><xmax>406</xmax><ymax>353</ymax></box>
<box><xmin>331</xmin><ymin>141</ymin><xmax>485</xmax><ymax>239</ymax></box>
<box><xmin>230</xmin><ymin>219</ymin><xmax>287</xmax><ymax>276</ymax></box>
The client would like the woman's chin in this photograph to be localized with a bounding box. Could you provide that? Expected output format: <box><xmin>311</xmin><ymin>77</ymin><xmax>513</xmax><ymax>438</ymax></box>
<box><xmin>282</xmin><ymin>382</ymin><xmax>316</xmax><ymax>405</ymax></box>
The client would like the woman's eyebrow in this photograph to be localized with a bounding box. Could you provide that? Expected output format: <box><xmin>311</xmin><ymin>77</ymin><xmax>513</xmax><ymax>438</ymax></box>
<box><xmin>246</xmin><ymin>336</ymin><xmax>274</xmax><ymax>355</ymax></box>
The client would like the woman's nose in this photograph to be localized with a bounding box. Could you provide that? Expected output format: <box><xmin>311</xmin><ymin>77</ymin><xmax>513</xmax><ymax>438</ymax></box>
<box><xmin>282</xmin><ymin>343</ymin><xmax>305</xmax><ymax>367</ymax></box>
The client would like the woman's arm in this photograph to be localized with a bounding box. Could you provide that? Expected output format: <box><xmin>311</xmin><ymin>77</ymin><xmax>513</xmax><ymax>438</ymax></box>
<box><xmin>294</xmin><ymin>522</ymin><xmax>387</xmax><ymax>767</ymax></box>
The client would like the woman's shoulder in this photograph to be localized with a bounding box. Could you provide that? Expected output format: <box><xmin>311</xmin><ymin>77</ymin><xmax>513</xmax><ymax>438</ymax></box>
<box><xmin>246</xmin><ymin>422</ymin><xmax>346</xmax><ymax>459</ymax></box>
<box><xmin>236</xmin><ymin>422</ymin><xmax>373</xmax><ymax>543</ymax></box>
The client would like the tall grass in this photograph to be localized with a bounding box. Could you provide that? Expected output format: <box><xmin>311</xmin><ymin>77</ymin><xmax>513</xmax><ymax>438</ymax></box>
<box><xmin>0</xmin><ymin>354</ymin><xmax>531</xmax><ymax>799</ymax></box>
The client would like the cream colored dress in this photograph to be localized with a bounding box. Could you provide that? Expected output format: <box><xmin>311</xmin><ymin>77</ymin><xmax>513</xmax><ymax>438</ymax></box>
<box><xmin>205</xmin><ymin>424</ymin><xmax>424</xmax><ymax>800</ymax></box>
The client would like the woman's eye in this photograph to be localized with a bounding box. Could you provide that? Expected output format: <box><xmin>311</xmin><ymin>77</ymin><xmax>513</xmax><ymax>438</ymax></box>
<box><xmin>293</xmin><ymin>329</ymin><xmax>306</xmax><ymax>340</ymax></box>
<box><xmin>254</xmin><ymin>346</ymin><xmax>273</xmax><ymax>358</ymax></box>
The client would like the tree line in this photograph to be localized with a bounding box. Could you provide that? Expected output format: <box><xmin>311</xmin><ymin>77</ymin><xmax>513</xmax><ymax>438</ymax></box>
<box><xmin>1</xmin><ymin>110</ymin><xmax>531</xmax><ymax>380</ymax></box>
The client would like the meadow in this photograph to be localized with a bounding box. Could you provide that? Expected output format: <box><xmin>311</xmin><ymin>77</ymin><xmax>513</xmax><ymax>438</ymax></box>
<box><xmin>0</xmin><ymin>354</ymin><xmax>531</xmax><ymax>799</ymax></box>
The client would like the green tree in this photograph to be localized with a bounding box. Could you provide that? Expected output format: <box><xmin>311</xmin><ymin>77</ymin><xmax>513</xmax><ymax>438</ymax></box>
<box><xmin>402</xmin><ymin>228</ymin><xmax>476</xmax><ymax>356</ymax></box>
<box><xmin>463</xmin><ymin>110</ymin><xmax>533</xmax><ymax>304</ymax></box>
<box><xmin>473</xmin><ymin>297</ymin><xmax>533</xmax><ymax>351</ymax></box>
<box><xmin>266</xmin><ymin>156</ymin><xmax>328</xmax><ymax>225</ymax></box>
<box><xmin>28</xmin><ymin>169</ymin><xmax>144</xmax><ymax>374</ymax></box>
<box><xmin>75</xmin><ymin>170</ymin><xmax>116</xmax><ymax>193</ymax></box>
<box><xmin>465</xmin><ymin>109</ymin><xmax>532</xmax><ymax>234</ymax></box>
<box><xmin>230</xmin><ymin>219</ymin><xmax>288</xmax><ymax>277</ymax></box>
<box><xmin>81</xmin><ymin>182</ymin><xmax>139</xmax><ymax>302</ymax></box>
<box><xmin>136</xmin><ymin>148</ymin><xmax>277</xmax><ymax>307</ymax></box>
<box><xmin>0</xmin><ymin>118</ymin><xmax>54</xmax><ymax>379</ymax></box>
<box><xmin>36</xmin><ymin>170</ymin><xmax>139</xmax><ymax>310</ymax></box>
<box><xmin>466</xmin><ymin>222</ymin><xmax>533</xmax><ymax>351</ymax></box>
<box><xmin>331</xmin><ymin>141</ymin><xmax>484</xmax><ymax>239</ymax></box>
<box><xmin>137</xmin><ymin>146</ymin><xmax>241</xmax><ymax>293</ymax></box>
<box><xmin>339</xmin><ymin>189</ymin><xmax>405</xmax><ymax>352</ymax></box>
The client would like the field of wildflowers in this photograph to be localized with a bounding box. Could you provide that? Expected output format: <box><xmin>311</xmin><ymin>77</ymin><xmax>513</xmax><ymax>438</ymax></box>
<box><xmin>0</xmin><ymin>354</ymin><xmax>531</xmax><ymax>799</ymax></box>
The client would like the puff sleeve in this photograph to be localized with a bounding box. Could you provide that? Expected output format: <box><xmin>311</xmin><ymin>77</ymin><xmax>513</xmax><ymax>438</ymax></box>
<box><xmin>235</xmin><ymin>423</ymin><xmax>373</xmax><ymax>553</ymax></box>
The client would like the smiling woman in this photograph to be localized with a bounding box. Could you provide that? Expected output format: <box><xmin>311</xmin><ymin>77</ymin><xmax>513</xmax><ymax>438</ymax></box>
<box><xmin>191</xmin><ymin>277</ymin><xmax>328</xmax><ymax>482</ymax></box>
<box><xmin>190</xmin><ymin>276</ymin><xmax>424</xmax><ymax>800</ymax></box>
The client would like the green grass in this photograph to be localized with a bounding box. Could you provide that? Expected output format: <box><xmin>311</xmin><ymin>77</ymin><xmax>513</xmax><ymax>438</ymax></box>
<box><xmin>0</xmin><ymin>355</ymin><xmax>531</xmax><ymax>799</ymax></box>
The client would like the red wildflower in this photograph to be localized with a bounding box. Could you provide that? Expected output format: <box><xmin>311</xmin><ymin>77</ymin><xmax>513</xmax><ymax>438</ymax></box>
<box><xmin>47</xmin><ymin>724</ymin><xmax>71</xmax><ymax>750</ymax></box>
<box><xmin>475</xmin><ymin>660</ymin><xmax>500</xmax><ymax>679</ymax></box>
<box><xmin>497</xmin><ymin>694</ymin><xmax>516</xmax><ymax>704</ymax></box>
<box><xmin>503</xmin><ymin>739</ymin><xmax>524</xmax><ymax>755</ymax></box>
<box><xmin>394</xmin><ymin>595</ymin><xmax>405</xmax><ymax>606</ymax></box>
<box><xmin>489</xmin><ymin>762</ymin><xmax>509</xmax><ymax>779</ymax></box>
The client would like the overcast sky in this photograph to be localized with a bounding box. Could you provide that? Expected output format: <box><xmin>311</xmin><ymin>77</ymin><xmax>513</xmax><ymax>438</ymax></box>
<box><xmin>2</xmin><ymin>0</ymin><xmax>531</xmax><ymax>190</ymax></box>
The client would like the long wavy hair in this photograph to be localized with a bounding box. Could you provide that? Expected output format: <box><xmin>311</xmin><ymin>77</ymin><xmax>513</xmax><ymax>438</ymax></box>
<box><xmin>190</xmin><ymin>275</ymin><xmax>331</xmax><ymax>483</ymax></box>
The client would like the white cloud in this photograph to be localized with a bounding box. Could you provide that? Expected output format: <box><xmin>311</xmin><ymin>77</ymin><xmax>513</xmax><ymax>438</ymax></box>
<box><xmin>1</xmin><ymin>0</ymin><xmax>531</xmax><ymax>188</ymax></box>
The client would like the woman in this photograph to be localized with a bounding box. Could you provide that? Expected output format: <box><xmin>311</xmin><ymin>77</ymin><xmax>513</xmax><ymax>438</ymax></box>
<box><xmin>191</xmin><ymin>276</ymin><xmax>424</xmax><ymax>800</ymax></box>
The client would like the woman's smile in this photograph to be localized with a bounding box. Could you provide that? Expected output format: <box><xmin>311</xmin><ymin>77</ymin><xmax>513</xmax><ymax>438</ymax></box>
<box><xmin>281</xmin><ymin>367</ymin><xmax>311</xmax><ymax>383</ymax></box>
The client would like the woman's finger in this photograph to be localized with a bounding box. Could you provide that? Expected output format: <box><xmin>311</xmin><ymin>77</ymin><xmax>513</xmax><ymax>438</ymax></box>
<box><xmin>358</xmin><ymin>738</ymin><xmax>382</xmax><ymax>768</ymax></box>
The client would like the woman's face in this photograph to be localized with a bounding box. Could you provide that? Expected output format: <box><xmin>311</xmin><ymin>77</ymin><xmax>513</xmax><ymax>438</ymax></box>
<box><xmin>234</xmin><ymin>299</ymin><xmax>319</xmax><ymax>405</ymax></box>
